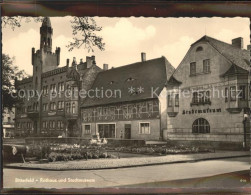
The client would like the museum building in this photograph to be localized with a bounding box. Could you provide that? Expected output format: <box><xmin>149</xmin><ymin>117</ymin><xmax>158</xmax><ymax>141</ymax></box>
<box><xmin>165</xmin><ymin>36</ymin><xmax>250</xmax><ymax>148</ymax></box>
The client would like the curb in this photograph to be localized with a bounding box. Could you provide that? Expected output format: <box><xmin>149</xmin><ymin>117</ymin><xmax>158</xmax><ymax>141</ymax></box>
<box><xmin>4</xmin><ymin>154</ymin><xmax>250</xmax><ymax>171</ymax></box>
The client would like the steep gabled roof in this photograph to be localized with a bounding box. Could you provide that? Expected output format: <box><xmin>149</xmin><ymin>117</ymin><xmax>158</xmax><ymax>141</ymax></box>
<box><xmin>81</xmin><ymin>56</ymin><xmax>175</xmax><ymax>108</ymax></box>
<box><xmin>192</xmin><ymin>35</ymin><xmax>250</xmax><ymax>71</ymax></box>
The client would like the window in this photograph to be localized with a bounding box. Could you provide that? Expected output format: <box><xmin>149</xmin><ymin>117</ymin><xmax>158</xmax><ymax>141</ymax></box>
<box><xmin>196</xmin><ymin>46</ymin><xmax>203</xmax><ymax>52</ymax></box>
<box><xmin>192</xmin><ymin>91</ymin><xmax>210</xmax><ymax>105</ymax></box>
<box><xmin>43</xmin><ymin>86</ymin><xmax>49</xmax><ymax>95</ymax></box>
<box><xmin>175</xmin><ymin>94</ymin><xmax>179</xmax><ymax>107</ymax></box>
<box><xmin>139</xmin><ymin>123</ymin><xmax>150</xmax><ymax>134</ymax></box>
<box><xmin>192</xmin><ymin>92</ymin><xmax>198</xmax><ymax>104</ymax></box>
<box><xmin>66</xmin><ymin>102</ymin><xmax>71</xmax><ymax>113</ymax></box>
<box><xmin>50</xmin><ymin>84</ymin><xmax>56</xmax><ymax>94</ymax></box>
<box><xmin>66</xmin><ymin>85</ymin><xmax>71</xmax><ymax>96</ymax></box>
<box><xmin>50</xmin><ymin>102</ymin><xmax>56</xmax><ymax>111</ymax></box>
<box><xmin>225</xmin><ymin>87</ymin><xmax>229</xmax><ymax>102</ymax></box>
<box><xmin>230</xmin><ymin>86</ymin><xmax>236</xmax><ymax>101</ymax></box>
<box><xmin>58</xmin><ymin>82</ymin><xmax>65</xmax><ymax>92</ymax></box>
<box><xmin>85</xmin><ymin>125</ymin><xmax>91</xmax><ymax>134</ymax></box>
<box><xmin>192</xmin><ymin>118</ymin><xmax>210</xmax><ymax>134</ymax></box>
<box><xmin>57</xmin><ymin>121</ymin><xmax>63</xmax><ymax>130</ymax></box>
<box><xmin>203</xmin><ymin>59</ymin><xmax>210</xmax><ymax>73</ymax></box>
<box><xmin>239</xmin><ymin>85</ymin><xmax>246</xmax><ymax>100</ymax></box>
<box><xmin>204</xmin><ymin>91</ymin><xmax>210</xmax><ymax>103</ymax></box>
<box><xmin>58</xmin><ymin>101</ymin><xmax>64</xmax><ymax>110</ymax></box>
<box><xmin>198</xmin><ymin>91</ymin><xmax>204</xmax><ymax>103</ymax></box>
<box><xmin>168</xmin><ymin>95</ymin><xmax>172</xmax><ymax>107</ymax></box>
<box><xmin>43</xmin><ymin>103</ymin><xmax>48</xmax><ymax>111</ymax></box>
<box><xmin>190</xmin><ymin>62</ymin><xmax>196</xmax><ymax>75</ymax></box>
<box><xmin>72</xmin><ymin>102</ymin><xmax>76</xmax><ymax>114</ymax></box>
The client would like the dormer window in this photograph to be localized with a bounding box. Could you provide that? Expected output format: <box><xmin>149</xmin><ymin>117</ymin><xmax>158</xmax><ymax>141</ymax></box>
<box><xmin>196</xmin><ymin>46</ymin><xmax>203</xmax><ymax>52</ymax></box>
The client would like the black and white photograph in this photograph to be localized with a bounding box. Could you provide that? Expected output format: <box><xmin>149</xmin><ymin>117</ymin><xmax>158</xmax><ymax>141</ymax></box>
<box><xmin>1</xmin><ymin>1</ymin><xmax>251</xmax><ymax>194</ymax></box>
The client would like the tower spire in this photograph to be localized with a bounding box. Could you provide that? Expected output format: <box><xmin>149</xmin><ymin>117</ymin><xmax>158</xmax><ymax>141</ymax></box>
<box><xmin>40</xmin><ymin>17</ymin><xmax>53</xmax><ymax>52</ymax></box>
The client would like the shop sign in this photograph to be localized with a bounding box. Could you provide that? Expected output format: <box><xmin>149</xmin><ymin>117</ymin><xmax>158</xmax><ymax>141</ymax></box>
<box><xmin>182</xmin><ymin>108</ymin><xmax>221</xmax><ymax>115</ymax></box>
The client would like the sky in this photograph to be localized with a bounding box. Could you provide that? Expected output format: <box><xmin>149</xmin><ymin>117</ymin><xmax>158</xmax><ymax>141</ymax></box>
<box><xmin>2</xmin><ymin>17</ymin><xmax>250</xmax><ymax>75</ymax></box>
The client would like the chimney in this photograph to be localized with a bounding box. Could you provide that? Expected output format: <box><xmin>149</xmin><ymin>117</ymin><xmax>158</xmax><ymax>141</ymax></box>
<box><xmin>72</xmin><ymin>57</ymin><xmax>77</xmax><ymax>66</ymax></box>
<box><xmin>141</xmin><ymin>52</ymin><xmax>146</xmax><ymax>62</ymax></box>
<box><xmin>103</xmin><ymin>64</ymin><xmax>109</xmax><ymax>70</ymax></box>
<box><xmin>66</xmin><ymin>59</ymin><xmax>69</xmax><ymax>66</ymax></box>
<box><xmin>247</xmin><ymin>45</ymin><xmax>251</xmax><ymax>50</ymax></box>
<box><xmin>86</xmin><ymin>56</ymin><xmax>95</xmax><ymax>68</ymax></box>
<box><xmin>232</xmin><ymin>37</ymin><xmax>243</xmax><ymax>49</ymax></box>
<box><xmin>80</xmin><ymin>58</ymin><xmax>83</xmax><ymax>64</ymax></box>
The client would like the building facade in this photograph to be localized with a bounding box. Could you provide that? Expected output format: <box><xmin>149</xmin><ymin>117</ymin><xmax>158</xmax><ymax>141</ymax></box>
<box><xmin>80</xmin><ymin>54</ymin><xmax>175</xmax><ymax>140</ymax></box>
<box><xmin>165</xmin><ymin>36</ymin><xmax>250</xmax><ymax>147</ymax></box>
<box><xmin>14</xmin><ymin>17</ymin><xmax>102</xmax><ymax>137</ymax></box>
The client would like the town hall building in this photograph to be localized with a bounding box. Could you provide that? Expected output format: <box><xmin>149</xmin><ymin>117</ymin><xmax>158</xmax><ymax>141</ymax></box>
<box><xmin>14</xmin><ymin>17</ymin><xmax>102</xmax><ymax>137</ymax></box>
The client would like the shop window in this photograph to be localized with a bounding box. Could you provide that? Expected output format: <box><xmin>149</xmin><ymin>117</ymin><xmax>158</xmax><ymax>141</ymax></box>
<box><xmin>230</xmin><ymin>86</ymin><xmax>236</xmax><ymax>101</ymax></box>
<box><xmin>139</xmin><ymin>122</ymin><xmax>150</xmax><ymax>134</ymax></box>
<box><xmin>84</xmin><ymin>125</ymin><xmax>91</xmax><ymax>134</ymax></box>
<box><xmin>203</xmin><ymin>59</ymin><xmax>210</xmax><ymax>73</ymax></box>
<box><xmin>192</xmin><ymin>118</ymin><xmax>210</xmax><ymax>134</ymax></box>
<box><xmin>239</xmin><ymin>85</ymin><xmax>246</xmax><ymax>100</ymax></box>
<box><xmin>190</xmin><ymin>62</ymin><xmax>196</xmax><ymax>76</ymax></box>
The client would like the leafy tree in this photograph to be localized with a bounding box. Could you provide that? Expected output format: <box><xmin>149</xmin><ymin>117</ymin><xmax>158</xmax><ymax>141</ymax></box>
<box><xmin>2</xmin><ymin>54</ymin><xmax>29</xmax><ymax>111</ymax></box>
<box><xmin>2</xmin><ymin>16</ymin><xmax>105</xmax><ymax>52</ymax></box>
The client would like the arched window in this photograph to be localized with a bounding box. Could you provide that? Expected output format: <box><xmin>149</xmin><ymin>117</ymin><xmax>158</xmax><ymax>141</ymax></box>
<box><xmin>192</xmin><ymin>118</ymin><xmax>210</xmax><ymax>134</ymax></box>
<box><xmin>196</xmin><ymin>46</ymin><xmax>203</xmax><ymax>52</ymax></box>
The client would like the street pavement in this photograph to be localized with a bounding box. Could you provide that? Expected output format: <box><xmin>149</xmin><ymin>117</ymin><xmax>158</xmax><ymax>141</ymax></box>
<box><xmin>2</xmin><ymin>157</ymin><xmax>251</xmax><ymax>192</ymax></box>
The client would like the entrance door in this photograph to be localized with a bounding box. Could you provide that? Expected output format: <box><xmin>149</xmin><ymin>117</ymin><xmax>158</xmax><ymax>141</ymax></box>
<box><xmin>124</xmin><ymin>124</ymin><xmax>131</xmax><ymax>139</ymax></box>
